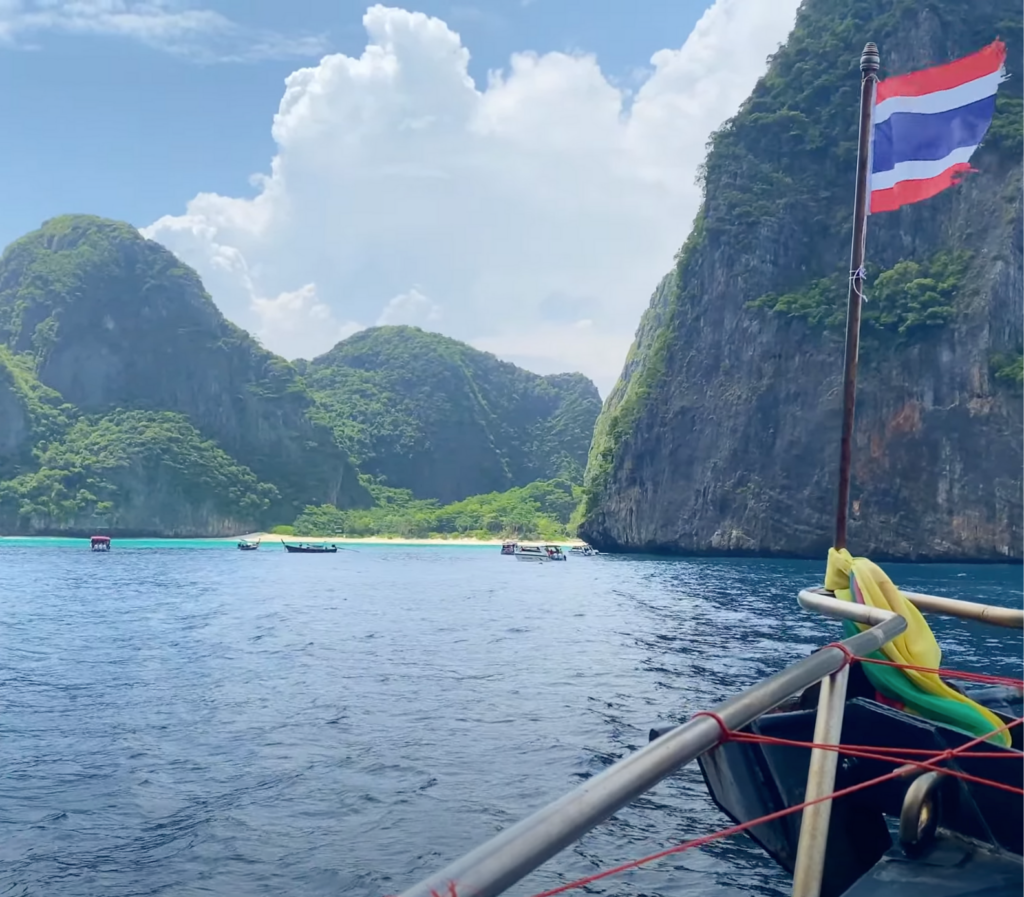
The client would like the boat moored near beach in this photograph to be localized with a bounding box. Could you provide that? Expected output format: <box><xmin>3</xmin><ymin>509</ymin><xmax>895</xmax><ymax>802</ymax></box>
<box><xmin>238</xmin><ymin>538</ymin><xmax>260</xmax><ymax>551</ymax></box>
<box><xmin>500</xmin><ymin>540</ymin><xmax>517</xmax><ymax>555</ymax></box>
<box><xmin>282</xmin><ymin>541</ymin><xmax>338</xmax><ymax>554</ymax></box>
<box><xmin>514</xmin><ymin>544</ymin><xmax>566</xmax><ymax>562</ymax></box>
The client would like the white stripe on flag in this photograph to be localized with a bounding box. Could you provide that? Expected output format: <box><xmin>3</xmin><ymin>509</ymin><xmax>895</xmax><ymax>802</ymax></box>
<box><xmin>870</xmin><ymin>144</ymin><xmax>978</xmax><ymax>191</ymax></box>
<box><xmin>874</xmin><ymin>69</ymin><xmax>1002</xmax><ymax>124</ymax></box>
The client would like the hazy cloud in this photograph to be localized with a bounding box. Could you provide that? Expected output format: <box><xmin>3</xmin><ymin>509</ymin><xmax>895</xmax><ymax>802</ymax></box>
<box><xmin>0</xmin><ymin>0</ymin><xmax>328</xmax><ymax>62</ymax></box>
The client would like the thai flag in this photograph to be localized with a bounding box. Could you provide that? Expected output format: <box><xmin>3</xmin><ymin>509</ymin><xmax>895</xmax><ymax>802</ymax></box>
<box><xmin>870</xmin><ymin>40</ymin><xmax>1007</xmax><ymax>214</ymax></box>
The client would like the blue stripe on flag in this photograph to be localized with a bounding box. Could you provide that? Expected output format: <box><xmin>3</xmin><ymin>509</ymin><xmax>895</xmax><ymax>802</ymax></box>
<box><xmin>872</xmin><ymin>95</ymin><xmax>996</xmax><ymax>174</ymax></box>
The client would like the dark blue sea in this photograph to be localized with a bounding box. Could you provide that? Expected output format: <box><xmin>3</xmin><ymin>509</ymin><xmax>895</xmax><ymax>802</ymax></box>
<box><xmin>1</xmin><ymin>541</ymin><xmax>1021</xmax><ymax>897</ymax></box>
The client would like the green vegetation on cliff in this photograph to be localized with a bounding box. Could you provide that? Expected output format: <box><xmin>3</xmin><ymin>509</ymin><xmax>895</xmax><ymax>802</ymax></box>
<box><xmin>991</xmin><ymin>351</ymin><xmax>1024</xmax><ymax>387</ymax></box>
<box><xmin>292</xmin><ymin>477</ymin><xmax>580</xmax><ymax>540</ymax></box>
<box><xmin>748</xmin><ymin>250</ymin><xmax>972</xmax><ymax>335</ymax></box>
<box><xmin>0</xmin><ymin>410</ymin><xmax>278</xmax><ymax>535</ymax></box>
<box><xmin>304</xmin><ymin>326</ymin><xmax>601</xmax><ymax>503</ymax></box>
<box><xmin>581</xmin><ymin>246</ymin><xmax>694</xmax><ymax>520</ymax></box>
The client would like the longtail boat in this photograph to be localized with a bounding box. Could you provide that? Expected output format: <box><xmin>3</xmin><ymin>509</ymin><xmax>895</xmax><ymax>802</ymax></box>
<box><xmin>282</xmin><ymin>541</ymin><xmax>338</xmax><ymax>554</ymax></box>
<box><xmin>391</xmin><ymin>40</ymin><xmax>1022</xmax><ymax>897</ymax></box>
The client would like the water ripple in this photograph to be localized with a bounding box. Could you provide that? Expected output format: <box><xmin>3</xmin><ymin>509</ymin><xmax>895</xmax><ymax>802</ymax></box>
<box><xmin>0</xmin><ymin>545</ymin><xmax>1019</xmax><ymax>897</ymax></box>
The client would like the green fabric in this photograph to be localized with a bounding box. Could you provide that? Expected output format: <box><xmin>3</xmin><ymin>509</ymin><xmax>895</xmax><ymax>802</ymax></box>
<box><xmin>842</xmin><ymin>619</ymin><xmax>1006</xmax><ymax>744</ymax></box>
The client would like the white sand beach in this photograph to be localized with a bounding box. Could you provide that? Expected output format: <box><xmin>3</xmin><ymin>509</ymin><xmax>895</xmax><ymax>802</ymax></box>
<box><xmin>239</xmin><ymin>533</ymin><xmax>587</xmax><ymax>548</ymax></box>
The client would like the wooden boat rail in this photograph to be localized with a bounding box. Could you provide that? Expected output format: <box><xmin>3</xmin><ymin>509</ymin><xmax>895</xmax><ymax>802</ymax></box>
<box><xmin>395</xmin><ymin>589</ymin><xmax>1020</xmax><ymax>897</ymax></box>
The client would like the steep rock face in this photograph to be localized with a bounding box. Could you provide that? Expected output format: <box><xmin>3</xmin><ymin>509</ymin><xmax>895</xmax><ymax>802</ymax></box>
<box><xmin>581</xmin><ymin>0</ymin><xmax>1023</xmax><ymax>561</ymax></box>
<box><xmin>305</xmin><ymin>326</ymin><xmax>602</xmax><ymax>503</ymax></box>
<box><xmin>0</xmin><ymin>215</ymin><xmax>369</xmax><ymax>520</ymax></box>
<box><xmin>0</xmin><ymin>346</ymin><xmax>68</xmax><ymax>478</ymax></box>
<box><xmin>0</xmin><ymin>360</ymin><xmax>31</xmax><ymax>470</ymax></box>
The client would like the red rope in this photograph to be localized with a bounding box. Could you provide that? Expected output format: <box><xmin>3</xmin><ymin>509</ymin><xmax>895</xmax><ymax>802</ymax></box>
<box><xmin>519</xmin><ymin>715</ymin><xmax>1021</xmax><ymax>897</ymax></box>
<box><xmin>728</xmin><ymin>722</ymin><xmax>1024</xmax><ymax>796</ymax></box>
<box><xmin>820</xmin><ymin>641</ymin><xmax>857</xmax><ymax>667</ymax></box>
<box><xmin>690</xmin><ymin>710</ymin><xmax>730</xmax><ymax>740</ymax></box>
<box><xmin>733</xmin><ymin>736</ymin><xmax>1015</xmax><ymax>757</ymax></box>
<box><xmin>857</xmin><ymin>656</ymin><xmax>1024</xmax><ymax>689</ymax></box>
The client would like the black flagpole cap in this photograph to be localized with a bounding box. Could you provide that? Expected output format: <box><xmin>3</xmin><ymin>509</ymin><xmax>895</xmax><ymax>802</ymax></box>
<box><xmin>862</xmin><ymin>42</ymin><xmax>880</xmax><ymax>73</ymax></box>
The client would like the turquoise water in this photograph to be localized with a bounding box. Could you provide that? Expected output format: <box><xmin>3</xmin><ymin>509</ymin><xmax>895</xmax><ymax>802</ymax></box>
<box><xmin>0</xmin><ymin>536</ymin><xmax>240</xmax><ymax>550</ymax></box>
<box><xmin>1</xmin><ymin>545</ymin><xmax>1020</xmax><ymax>897</ymax></box>
<box><xmin>0</xmin><ymin>537</ymin><xmax>505</xmax><ymax>551</ymax></box>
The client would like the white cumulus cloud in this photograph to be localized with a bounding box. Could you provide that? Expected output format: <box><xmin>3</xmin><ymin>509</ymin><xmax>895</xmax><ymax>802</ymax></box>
<box><xmin>377</xmin><ymin>288</ymin><xmax>442</xmax><ymax>326</ymax></box>
<box><xmin>252</xmin><ymin>284</ymin><xmax>363</xmax><ymax>361</ymax></box>
<box><xmin>144</xmin><ymin>1</ymin><xmax>801</xmax><ymax>392</ymax></box>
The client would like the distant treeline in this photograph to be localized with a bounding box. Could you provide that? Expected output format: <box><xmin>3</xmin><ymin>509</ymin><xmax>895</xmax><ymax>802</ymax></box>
<box><xmin>287</xmin><ymin>477</ymin><xmax>581</xmax><ymax>540</ymax></box>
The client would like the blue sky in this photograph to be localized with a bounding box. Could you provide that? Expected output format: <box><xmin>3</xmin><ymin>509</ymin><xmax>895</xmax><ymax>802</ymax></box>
<box><xmin>0</xmin><ymin>0</ymin><xmax>716</xmax><ymax>251</ymax></box>
<box><xmin>0</xmin><ymin>0</ymin><xmax>799</xmax><ymax>390</ymax></box>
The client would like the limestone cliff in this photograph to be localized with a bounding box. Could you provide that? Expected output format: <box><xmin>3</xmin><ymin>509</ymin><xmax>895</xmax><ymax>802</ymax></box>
<box><xmin>580</xmin><ymin>0</ymin><xmax>1023</xmax><ymax>561</ymax></box>
<box><xmin>0</xmin><ymin>215</ymin><xmax>370</xmax><ymax>532</ymax></box>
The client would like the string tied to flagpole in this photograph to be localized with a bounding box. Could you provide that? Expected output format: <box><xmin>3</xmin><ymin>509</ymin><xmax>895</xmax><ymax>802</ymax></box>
<box><xmin>850</xmin><ymin>265</ymin><xmax>867</xmax><ymax>303</ymax></box>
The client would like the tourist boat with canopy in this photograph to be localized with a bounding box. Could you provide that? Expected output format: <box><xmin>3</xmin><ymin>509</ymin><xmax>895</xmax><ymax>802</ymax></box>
<box><xmin>390</xmin><ymin>41</ymin><xmax>1023</xmax><ymax>897</ymax></box>
<box><xmin>514</xmin><ymin>544</ymin><xmax>566</xmax><ymax>562</ymax></box>
<box><xmin>90</xmin><ymin>535</ymin><xmax>111</xmax><ymax>552</ymax></box>
<box><xmin>237</xmin><ymin>537</ymin><xmax>260</xmax><ymax>551</ymax></box>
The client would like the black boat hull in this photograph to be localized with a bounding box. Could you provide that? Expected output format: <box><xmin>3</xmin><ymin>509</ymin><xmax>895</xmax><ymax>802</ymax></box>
<box><xmin>693</xmin><ymin>664</ymin><xmax>1022</xmax><ymax>897</ymax></box>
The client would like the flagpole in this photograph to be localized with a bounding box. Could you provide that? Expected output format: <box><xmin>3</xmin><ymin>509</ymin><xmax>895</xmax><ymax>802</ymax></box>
<box><xmin>834</xmin><ymin>42</ymin><xmax>880</xmax><ymax>552</ymax></box>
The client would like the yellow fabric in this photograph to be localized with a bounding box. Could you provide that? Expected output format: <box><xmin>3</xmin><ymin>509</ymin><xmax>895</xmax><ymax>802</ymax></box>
<box><xmin>825</xmin><ymin>547</ymin><xmax>1008</xmax><ymax>741</ymax></box>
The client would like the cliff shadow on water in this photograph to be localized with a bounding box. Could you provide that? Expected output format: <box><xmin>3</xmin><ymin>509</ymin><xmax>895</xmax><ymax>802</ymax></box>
<box><xmin>581</xmin><ymin>0</ymin><xmax>1023</xmax><ymax>563</ymax></box>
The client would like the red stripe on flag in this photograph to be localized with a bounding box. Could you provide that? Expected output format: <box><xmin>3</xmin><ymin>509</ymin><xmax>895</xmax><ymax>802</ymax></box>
<box><xmin>870</xmin><ymin>162</ymin><xmax>974</xmax><ymax>213</ymax></box>
<box><xmin>876</xmin><ymin>40</ymin><xmax>1006</xmax><ymax>102</ymax></box>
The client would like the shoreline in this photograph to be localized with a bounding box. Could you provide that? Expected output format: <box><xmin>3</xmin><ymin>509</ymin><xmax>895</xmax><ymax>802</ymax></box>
<box><xmin>240</xmin><ymin>533</ymin><xmax>587</xmax><ymax>547</ymax></box>
<box><xmin>0</xmin><ymin>533</ymin><xmax>586</xmax><ymax>548</ymax></box>
<box><xmin>4</xmin><ymin>534</ymin><xmax>1016</xmax><ymax>563</ymax></box>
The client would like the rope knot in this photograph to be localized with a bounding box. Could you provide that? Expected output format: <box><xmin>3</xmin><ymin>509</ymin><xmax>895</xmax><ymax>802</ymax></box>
<box><xmin>821</xmin><ymin>641</ymin><xmax>857</xmax><ymax>669</ymax></box>
<box><xmin>691</xmin><ymin>711</ymin><xmax>732</xmax><ymax>742</ymax></box>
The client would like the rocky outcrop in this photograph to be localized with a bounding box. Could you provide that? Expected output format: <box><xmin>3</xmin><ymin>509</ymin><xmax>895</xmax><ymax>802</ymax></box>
<box><xmin>580</xmin><ymin>0</ymin><xmax>1023</xmax><ymax>561</ymax></box>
